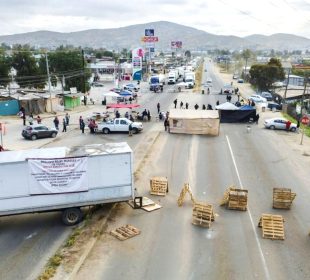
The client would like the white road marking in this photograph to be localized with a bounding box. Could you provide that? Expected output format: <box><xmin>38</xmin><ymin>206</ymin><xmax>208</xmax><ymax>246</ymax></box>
<box><xmin>25</xmin><ymin>231</ymin><xmax>38</xmax><ymax>240</ymax></box>
<box><xmin>226</xmin><ymin>135</ymin><xmax>271</xmax><ymax>280</ymax></box>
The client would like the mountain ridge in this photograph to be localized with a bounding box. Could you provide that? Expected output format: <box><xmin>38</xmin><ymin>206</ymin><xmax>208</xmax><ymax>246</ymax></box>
<box><xmin>0</xmin><ymin>21</ymin><xmax>309</xmax><ymax>51</ymax></box>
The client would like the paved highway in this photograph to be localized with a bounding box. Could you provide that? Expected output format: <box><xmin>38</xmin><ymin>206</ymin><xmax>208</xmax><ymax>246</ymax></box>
<box><xmin>70</xmin><ymin>60</ymin><xmax>310</xmax><ymax>280</ymax></box>
<box><xmin>1</xmin><ymin>60</ymin><xmax>310</xmax><ymax>280</ymax></box>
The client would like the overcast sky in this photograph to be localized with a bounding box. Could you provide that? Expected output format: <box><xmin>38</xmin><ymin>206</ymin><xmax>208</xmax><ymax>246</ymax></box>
<box><xmin>1</xmin><ymin>0</ymin><xmax>310</xmax><ymax>38</ymax></box>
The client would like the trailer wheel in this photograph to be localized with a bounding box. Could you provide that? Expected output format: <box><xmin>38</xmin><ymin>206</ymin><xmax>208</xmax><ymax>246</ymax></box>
<box><xmin>61</xmin><ymin>208</ymin><xmax>83</xmax><ymax>226</ymax></box>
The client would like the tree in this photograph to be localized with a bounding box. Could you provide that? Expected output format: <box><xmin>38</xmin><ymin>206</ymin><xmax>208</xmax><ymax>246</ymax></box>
<box><xmin>39</xmin><ymin>47</ymin><xmax>91</xmax><ymax>92</ymax></box>
<box><xmin>0</xmin><ymin>49</ymin><xmax>11</xmax><ymax>87</ymax></box>
<box><xmin>249</xmin><ymin>58</ymin><xmax>285</xmax><ymax>91</ymax></box>
<box><xmin>184</xmin><ymin>50</ymin><xmax>191</xmax><ymax>61</ymax></box>
<box><xmin>12</xmin><ymin>45</ymin><xmax>46</xmax><ymax>89</ymax></box>
<box><xmin>241</xmin><ymin>49</ymin><xmax>253</xmax><ymax>81</ymax></box>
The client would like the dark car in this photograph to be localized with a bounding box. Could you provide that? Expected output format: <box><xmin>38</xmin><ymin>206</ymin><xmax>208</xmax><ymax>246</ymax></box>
<box><xmin>267</xmin><ymin>102</ymin><xmax>282</xmax><ymax>111</ymax></box>
<box><xmin>259</xmin><ymin>91</ymin><xmax>273</xmax><ymax>101</ymax></box>
<box><xmin>22</xmin><ymin>125</ymin><xmax>58</xmax><ymax>140</ymax></box>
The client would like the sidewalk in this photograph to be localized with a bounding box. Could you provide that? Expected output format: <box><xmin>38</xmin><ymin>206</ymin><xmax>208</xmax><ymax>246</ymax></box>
<box><xmin>0</xmin><ymin>105</ymin><xmax>102</xmax><ymax>150</ymax></box>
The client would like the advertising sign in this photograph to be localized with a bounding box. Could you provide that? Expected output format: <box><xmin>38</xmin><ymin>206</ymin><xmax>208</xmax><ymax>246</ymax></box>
<box><xmin>171</xmin><ymin>41</ymin><xmax>183</xmax><ymax>49</ymax></box>
<box><xmin>28</xmin><ymin>157</ymin><xmax>88</xmax><ymax>194</ymax></box>
<box><xmin>132</xmin><ymin>47</ymin><xmax>143</xmax><ymax>81</ymax></box>
<box><xmin>141</xmin><ymin>36</ymin><xmax>159</xmax><ymax>43</ymax></box>
<box><xmin>145</xmin><ymin>29</ymin><xmax>154</xmax><ymax>36</ymax></box>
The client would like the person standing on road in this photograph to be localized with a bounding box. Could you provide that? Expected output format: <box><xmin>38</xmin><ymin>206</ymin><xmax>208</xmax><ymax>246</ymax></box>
<box><xmin>62</xmin><ymin>118</ymin><xmax>67</xmax><ymax>132</ymax></box>
<box><xmin>65</xmin><ymin>113</ymin><xmax>70</xmax><ymax>125</ymax></box>
<box><xmin>185</xmin><ymin>102</ymin><xmax>189</xmax><ymax>109</ymax></box>
<box><xmin>255</xmin><ymin>113</ymin><xmax>260</xmax><ymax>124</ymax></box>
<box><xmin>180</xmin><ymin>101</ymin><xmax>184</xmax><ymax>109</ymax></box>
<box><xmin>164</xmin><ymin>117</ymin><xmax>170</xmax><ymax>132</ymax></box>
<box><xmin>28</xmin><ymin>114</ymin><xmax>34</xmax><ymax>125</ymax></box>
<box><xmin>79</xmin><ymin>117</ymin><xmax>85</xmax><ymax>133</ymax></box>
<box><xmin>157</xmin><ymin>102</ymin><xmax>160</xmax><ymax>114</ymax></box>
<box><xmin>286</xmin><ymin>120</ymin><xmax>291</xmax><ymax>132</ymax></box>
<box><xmin>36</xmin><ymin>115</ymin><xmax>42</xmax><ymax>124</ymax></box>
<box><xmin>53</xmin><ymin>116</ymin><xmax>59</xmax><ymax>130</ymax></box>
<box><xmin>128</xmin><ymin>122</ymin><xmax>133</xmax><ymax>136</ymax></box>
<box><xmin>173</xmin><ymin>99</ymin><xmax>177</xmax><ymax>109</ymax></box>
<box><xmin>194</xmin><ymin>104</ymin><xmax>199</xmax><ymax>110</ymax></box>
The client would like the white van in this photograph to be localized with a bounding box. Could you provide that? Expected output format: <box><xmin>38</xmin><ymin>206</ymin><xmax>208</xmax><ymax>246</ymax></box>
<box><xmin>168</xmin><ymin>72</ymin><xmax>176</xmax><ymax>84</ymax></box>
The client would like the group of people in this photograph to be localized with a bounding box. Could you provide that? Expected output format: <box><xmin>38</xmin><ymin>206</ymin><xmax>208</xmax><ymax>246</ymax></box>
<box><xmin>173</xmin><ymin>99</ymin><xmax>189</xmax><ymax>109</ymax></box>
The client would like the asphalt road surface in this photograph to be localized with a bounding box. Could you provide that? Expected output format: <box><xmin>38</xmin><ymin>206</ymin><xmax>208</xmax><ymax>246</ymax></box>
<box><xmin>1</xmin><ymin>60</ymin><xmax>310</xmax><ymax>280</ymax></box>
<box><xmin>71</xmin><ymin>61</ymin><xmax>310</xmax><ymax>280</ymax></box>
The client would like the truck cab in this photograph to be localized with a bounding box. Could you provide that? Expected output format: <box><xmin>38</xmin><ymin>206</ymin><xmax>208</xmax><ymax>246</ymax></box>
<box><xmin>168</xmin><ymin>72</ymin><xmax>176</xmax><ymax>84</ymax></box>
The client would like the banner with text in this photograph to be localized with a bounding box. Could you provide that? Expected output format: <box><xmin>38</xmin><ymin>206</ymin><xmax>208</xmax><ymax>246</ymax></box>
<box><xmin>28</xmin><ymin>157</ymin><xmax>88</xmax><ymax>194</ymax></box>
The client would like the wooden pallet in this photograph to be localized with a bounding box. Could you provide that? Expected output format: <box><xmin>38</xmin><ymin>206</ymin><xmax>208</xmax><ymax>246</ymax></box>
<box><xmin>192</xmin><ymin>202</ymin><xmax>215</xmax><ymax>228</ymax></box>
<box><xmin>110</xmin><ymin>225</ymin><xmax>141</xmax><ymax>241</ymax></box>
<box><xmin>227</xmin><ymin>189</ymin><xmax>248</xmax><ymax>211</ymax></box>
<box><xmin>273</xmin><ymin>188</ymin><xmax>296</xmax><ymax>209</ymax></box>
<box><xmin>150</xmin><ymin>176</ymin><xmax>169</xmax><ymax>196</ymax></box>
<box><xmin>219</xmin><ymin>186</ymin><xmax>234</xmax><ymax>206</ymax></box>
<box><xmin>258</xmin><ymin>214</ymin><xmax>285</xmax><ymax>240</ymax></box>
<box><xmin>177</xmin><ymin>183</ymin><xmax>196</xmax><ymax>206</ymax></box>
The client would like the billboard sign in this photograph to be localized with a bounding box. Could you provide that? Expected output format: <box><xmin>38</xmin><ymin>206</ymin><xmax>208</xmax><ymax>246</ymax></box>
<box><xmin>145</xmin><ymin>29</ymin><xmax>154</xmax><ymax>36</ymax></box>
<box><xmin>171</xmin><ymin>41</ymin><xmax>183</xmax><ymax>49</ymax></box>
<box><xmin>132</xmin><ymin>48</ymin><xmax>143</xmax><ymax>81</ymax></box>
<box><xmin>141</xmin><ymin>36</ymin><xmax>159</xmax><ymax>43</ymax></box>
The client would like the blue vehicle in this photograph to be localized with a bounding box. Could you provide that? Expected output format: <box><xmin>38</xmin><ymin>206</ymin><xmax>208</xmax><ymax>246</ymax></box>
<box><xmin>149</xmin><ymin>76</ymin><xmax>161</xmax><ymax>91</ymax></box>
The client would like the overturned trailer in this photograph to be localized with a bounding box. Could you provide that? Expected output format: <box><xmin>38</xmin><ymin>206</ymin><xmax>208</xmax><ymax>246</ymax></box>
<box><xmin>168</xmin><ymin>109</ymin><xmax>220</xmax><ymax>135</ymax></box>
<box><xmin>0</xmin><ymin>143</ymin><xmax>134</xmax><ymax>225</ymax></box>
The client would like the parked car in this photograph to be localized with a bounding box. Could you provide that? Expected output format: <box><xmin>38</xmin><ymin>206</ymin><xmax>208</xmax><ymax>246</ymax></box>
<box><xmin>223</xmin><ymin>85</ymin><xmax>234</xmax><ymax>94</ymax></box>
<box><xmin>264</xmin><ymin>118</ymin><xmax>297</xmax><ymax>132</ymax></box>
<box><xmin>259</xmin><ymin>91</ymin><xmax>273</xmax><ymax>101</ymax></box>
<box><xmin>233</xmin><ymin>74</ymin><xmax>239</xmax><ymax>79</ymax></box>
<box><xmin>110</xmin><ymin>87</ymin><xmax>122</xmax><ymax>94</ymax></box>
<box><xmin>123</xmin><ymin>83</ymin><xmax>139</xmax><ymax>92</ymax></box>
<box><xmin>267</xmin><ymin>102</ymin><xmax>282</xmax><ymax>111</ymax></box>
<box><xmin>237</xmin><ymin>79</ymin><xmax>244</xmax><ymax>83</ymax></box>
<box><xmin>22</xmin><ymin>125</ymin><xmax>58</xmax><ymax>140</ymax></box>
<box><xmin>249</xmin><ymin>95</ymin><xmax>267</xmax><ymax>103</ymax></box>
<box><xmin>91</xmin><ymin>82</ymin><xmax>104</xmax><ymax>87</ymax></box>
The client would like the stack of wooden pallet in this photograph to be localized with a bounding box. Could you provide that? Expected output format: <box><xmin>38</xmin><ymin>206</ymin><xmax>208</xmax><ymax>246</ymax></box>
<box><xmin>258</xmin><ymin>214</ymin><xmax>285</xmax><ymax>240</ymax></box>
<box><xmin>177</xmin><ymin>183</ymin><xmax>196</xmax><ymax>206</ymax></box>
<box><xmin>192</xmin><ymin>202</ymin><xmax>215</xmax><ymax>228</ymax></box>
<box><xmin>150</xmin><ymin>176</ymin><xmax>169</xmax><ymax>196</ymax></box>
<box><xmin>227</xmin><ymin>189</ymin><xmax>248</xmax><ymax>211</ymax></box>
<box><xmin>273</xmin><ymin>188</ymin><xmax>296</xmax><ymax>209</ymax></box>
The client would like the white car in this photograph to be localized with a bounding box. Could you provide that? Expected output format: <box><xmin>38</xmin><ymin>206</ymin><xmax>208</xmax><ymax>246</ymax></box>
<box><xmin>264</xmin><ymin>118</ymin><xmax>297</xmax><ymax>132</ymax></box>
<box><xmin>249</xmin><ymin>95</ymin><xmax>267</xmax><ymax>103</ymax></box>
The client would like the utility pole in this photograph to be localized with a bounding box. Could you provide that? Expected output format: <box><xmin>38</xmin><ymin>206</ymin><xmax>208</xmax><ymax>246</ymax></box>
<box><xmin>45</xmin><ymin>52</ymin><xmax>52</xmax><ymax>113</ymax></box>
<box><xmin>283</xmin><ymin>69</ymin><xmax>291</xmax><ymax>102</ymax></box>
<box><xmin>301</xmin><ymin>75</ymin><xmax>308</xmax><ymax>114</ymax></box>
<box><xmin>81</xmin><ymin>49</ymin><xmax>87</xmax><ymax>106</ymax></box>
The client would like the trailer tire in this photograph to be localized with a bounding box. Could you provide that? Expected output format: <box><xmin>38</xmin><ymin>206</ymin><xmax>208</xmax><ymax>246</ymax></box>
<box><xmin>62</xmin><ymin>208</ymin><xmax>83</xmax><ymax>226</ymax></box>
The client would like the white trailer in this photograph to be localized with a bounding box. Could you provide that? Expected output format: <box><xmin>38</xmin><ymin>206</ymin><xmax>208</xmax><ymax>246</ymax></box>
<box><xmin>0</xmin><ymin>143</ymin><xmax>134</xmax><ymax>225</ymax></box>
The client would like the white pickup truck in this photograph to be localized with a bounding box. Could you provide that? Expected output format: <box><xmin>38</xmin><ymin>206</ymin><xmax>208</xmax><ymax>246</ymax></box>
<box><xmin>97</xmin><ymin>118</ymin><xmax>143</xmax><ymax>134</ymax></box>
